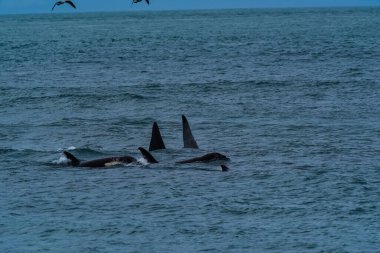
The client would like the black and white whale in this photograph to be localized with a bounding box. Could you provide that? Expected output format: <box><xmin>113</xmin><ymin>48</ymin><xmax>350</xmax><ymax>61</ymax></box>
<box><xmin>138</xmin><ymin>147</ymin><xmax>230</xmax><ymax>171</ymax></box>
<box><xmin>148</xmin><ymin>115</ymin><xmax>197</xmax><ymax>151</ymax></box>
<box><xmin>181</xmin><ymin>115</ymin><xmax>230</xmax><ymax>166</ymax></box>
<box><xmin>63</xmin><ymin>151</ymin><xmax>137</xmax><ymax>168</ymax></box>
<box><xmin>141</xmin><ymin>115</ymin><xmax>230</xmax><ymax>171</ymax></box>
<box><xmin>139</xmin><ymin>147</ymin><xmax>230</xmax><ymax>171</ymax></box>
<box><xmin>175</xmin><ymin>152</ymin><xmax>229</xmax><ymax>164</ymax></box>
<box><xmin>52</xmin><ymin>0</ymin><xmax>76</xmax><ymax>11</ymax></box>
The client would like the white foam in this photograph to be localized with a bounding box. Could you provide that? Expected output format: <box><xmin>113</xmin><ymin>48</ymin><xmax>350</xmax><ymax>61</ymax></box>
<box><xmin>137</xmin><ymin>158</ymin><xmax>148</xmax><ymax>166</ymax></box>
<box><xmin>52</xmin><ymin>154</ymin><xmax>69</xmax><ymax>165</ymax></box>
<box><xmin>122</xmin><ymin>162</ymin><xmax>136</xmax><ymax>167</ymax></box>
<box><xmin>57</xmin><ymin>146</ymin><xmax>76</xmax><ymax>152</ymax></box>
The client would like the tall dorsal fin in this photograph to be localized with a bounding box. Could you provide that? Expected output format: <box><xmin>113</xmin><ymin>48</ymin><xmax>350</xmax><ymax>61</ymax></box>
<box><xmin>149</xmin><ymin>122</ymin><xmax>166</xmax><ymax>151</ymax></box>
<box><xmin>182</xmin><ymin>115</ymin><xmax>199</xmax><ymax>149</ymax></box>
<box><xmin>138</xmin><ymin>147</ymin><xmax>158</xmax><ymax>163</ymax></box>
<box><xmin>63</xmin><ymin>151</ymin><xmax>80</xmax><ymax>166</ymax></box>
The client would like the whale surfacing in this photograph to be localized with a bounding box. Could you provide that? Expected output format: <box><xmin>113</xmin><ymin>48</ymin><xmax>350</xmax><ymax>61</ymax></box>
<box><xmin>138</xmin><ymin>148</ymin><xmax>229</xmax><ymax>166</ymax></box>
<box><xmin>176</xmin><ymin>152</ymin><xmax>229</xmax><ymax>164</ymax></box>
<box><xmin>182</xmin><ymin>115</ymin><xmax>199</xmax><ymax>149</ymax></box>
<box><xmin>149</xmin><ymin>122</ymin><xmax>166</xmax><ymax>151</ymax></box>
<box><xmin>63</xmin><ymin>151</ymin><xmax>136</xmax><ymax>168</ymax></box>
<box><xmin>138</xmin><ymin>147</ymin><xmax>158</xmax><ymax>163</ymax></box>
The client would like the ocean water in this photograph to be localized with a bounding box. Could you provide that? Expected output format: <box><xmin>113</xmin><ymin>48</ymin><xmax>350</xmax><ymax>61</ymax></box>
<box><xmin>1</xmin><ymin>7</ymin><xmax>380</xmax><ymax>252</ymax></box>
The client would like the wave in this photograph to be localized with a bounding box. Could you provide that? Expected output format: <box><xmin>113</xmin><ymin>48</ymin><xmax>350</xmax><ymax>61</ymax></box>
<box><xmin>5</xmin><ymin>91</ymin><xmax>148</xmax><ymax>105</ymax></box>
<box><xmin>10</xmin><ymin>42</ymin><xmax>39</xmax><ymax>50</ymax></box>
<box><xmin>59</xmin><ymin>146</ymin><xmax>108</xmax><ymax>155</ymax></box>
<box><xmin>52</xmin><ymin>154</ymin><xmax>69</xmax><ymax>165</ymax></box>
<box><xmin>0</xmin><ymin>147</ymin><xmax>49</xmax><ymax>154</ymax></box>
<box><xmin>0</xmin><ymin>146</ymin><xmax>103</xmax><ymax>156</ymax></box>
<box><xmin>0</xmin><ymin>148</ymin><xmax>15</xmax><ymax>155</ymax></box>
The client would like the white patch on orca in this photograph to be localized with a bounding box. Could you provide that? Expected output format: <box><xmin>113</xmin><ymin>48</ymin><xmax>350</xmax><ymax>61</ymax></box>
<box><xmin>105</xmin><ymin>161</ymin><xmax>123</xmax><ymax>167</ymax></box>
<box><xmin>122</xmin><ymin>162</ymin><xmax>136</xmax><ymax>167</ymax></box>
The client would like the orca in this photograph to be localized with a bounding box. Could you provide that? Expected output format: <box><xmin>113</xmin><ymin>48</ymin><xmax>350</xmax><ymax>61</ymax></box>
<box><xmin>138</xmin><ymin>147</ymin><xmax>230</xmax><ymax>166</ymax></box>
<box><xmin>63</xmin><ymin>151</ymin><xmax>136</xmax><ymax>168</ymax></box>
<box><xmin>149</xmin><ymin>122</ymin><xmax>166</xmax><ymax>151</ymax></box>
<box><xmin>175</xmin><ymin>152</ymin><xmax>230</xmax><ymax>164</ymax></box>
<box><xmin>182</xmin><ymin>115</ymin><xmax>199</xmax><ymax>149</ymax></box>
<box><xmin>138</xmin><ymin>147</ymin><xmax>158</xmax><ymax>164</ymax></box>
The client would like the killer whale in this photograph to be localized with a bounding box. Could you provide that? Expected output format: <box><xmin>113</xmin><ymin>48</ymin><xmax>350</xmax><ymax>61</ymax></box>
<box><xmin>182</xmin><ymin>115</ymin><xmax>199</xmax><ymax>149</ymax></box>
<box><xmin>63</xmin><ymin>151</ymin><xmax>137</xmax><ymax>168</ymax></box>
<box><xmin>175</xmin><ymin>152</ymin><xmax>229</xmax><ymax>164</ymax></box>
<box><xmin>138</xmin><ymin>147</ymin><xmax>158</xmax><ymax>164</ymax></box>
<box><xmin>149</xmin><ymin>122</ymin><xmax>166</xmax><ymax>151</ymax></box>
<box><xmin>138</xmin><ymin>147</ymin><xmax>229</xmax><ymax>166</ymax></box>
<box><xmin>138</xmin><ymin>147</ymin><xmax>230</xmax><ymax>172</ymax></box>
<box><xmin>140</xmin><ymin>115</ymin><xmax>230</xmax><ymax>170</ymax></box>
<box><xmin>148</xmin><ymin>115</ymin><xmax>200</xmax><ymax>151</ymax></box>
<box><xmin>180</xmin><ymin>115</ymin><xmax>230</xmax><ymax>165</ymax></box>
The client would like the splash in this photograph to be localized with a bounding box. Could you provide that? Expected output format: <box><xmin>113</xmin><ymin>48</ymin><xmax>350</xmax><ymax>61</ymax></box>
<box><xmin>52</xmin><ymin>154</ymin><xmax>69</xmax><ymax>165</ymax></box>
<box><xmin>137</xmin><ymin>157</ymin><xmax>148</xmax><ymax>166</ymax></box>
<box><xmin>57</xmin><ymin>146</ymin><xmax>76</xmax><ymax>152</ymax></box>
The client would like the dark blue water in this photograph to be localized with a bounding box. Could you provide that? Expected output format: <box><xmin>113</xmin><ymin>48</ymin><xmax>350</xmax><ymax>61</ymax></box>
<box><xmin>1</xmin><ymin>7</ymin><xmax>380</xmax><ymax>252</ymax></box>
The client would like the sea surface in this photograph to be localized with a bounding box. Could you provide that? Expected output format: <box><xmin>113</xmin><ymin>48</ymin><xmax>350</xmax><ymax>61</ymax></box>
<box><xmin>1</xmin><ymin>7</ymin><xmax>380</xmax><ymax>252</ymax></box>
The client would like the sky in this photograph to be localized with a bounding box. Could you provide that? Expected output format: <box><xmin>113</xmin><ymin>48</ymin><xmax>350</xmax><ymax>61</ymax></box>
<box><xmin>0</xmin><ymin>0</ymin><xmax>380</xmax><ymax>14</ymax></box>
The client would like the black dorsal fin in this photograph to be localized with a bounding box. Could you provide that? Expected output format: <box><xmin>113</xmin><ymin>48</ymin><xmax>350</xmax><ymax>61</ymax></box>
<box><xmin>63</xmin><ymin>151</ymin><xmax>80</xmax><ymax>166</ymax></box>
<box><xmin>221</xmin><ymin>165</ymin><xmax>229</xmax><ymax>172</ymax></box>
<box><xmin>182</xmin><ymin>115</ymin><xmax>199</xmax><ymax>149</ymax></box>
<box><xmin>149</xmin><ymin>122</ymin><xmax>166</xmax><ymax>151</ymax></box>
<box><xmin>138</xmin><ymin>147</ymin><xmax>158</xmax><ymax>163</ymax></box>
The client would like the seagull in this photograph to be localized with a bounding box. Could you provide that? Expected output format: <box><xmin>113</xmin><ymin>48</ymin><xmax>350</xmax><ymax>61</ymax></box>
<box><xmin>51</xmin><ymin>0</ymin><xmax>77</xmax><ymax>11</ymax></box>
<box><xmin>132</xmin><ymin>0</ymin><xmax>150</xmax><ymax>5</ymax></box>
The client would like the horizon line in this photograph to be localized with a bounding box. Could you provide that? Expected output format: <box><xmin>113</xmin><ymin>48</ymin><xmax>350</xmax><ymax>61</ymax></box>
<box><xmin>1</xmin><ymin>4</ymin><xmax>379</xmax><ymax>16</ymax></box>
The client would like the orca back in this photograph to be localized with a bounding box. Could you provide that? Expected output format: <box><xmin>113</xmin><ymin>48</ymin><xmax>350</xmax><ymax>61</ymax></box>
<box><xmin>63</xmin><ymin>151</ymin><xmax>81</xmax><ymax>166</ymax></box>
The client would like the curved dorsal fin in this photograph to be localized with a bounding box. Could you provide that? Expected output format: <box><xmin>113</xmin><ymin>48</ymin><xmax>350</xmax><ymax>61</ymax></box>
<box><xmin>221</xmin><ymin>165</ymin><xmax>229</xmax><ymax>172</ymax></box>
<box><xmin>138</xmin><ymin>147</ymin><xmax>158</xmax><ymax>163</ymax></box>
<box><xmin>182</xmin><ymin>115</ymin><xmax>199</xmax><ymax>149</ymax></box>
<box><xmin>149</xmin><ymin>122</ymin><xmax>166</xmax><ymax>151</ymax></box>
<box><xmin>63</xmin><ymin>151</ymin><xmax>80</xmax><ymax>166</ymax></box>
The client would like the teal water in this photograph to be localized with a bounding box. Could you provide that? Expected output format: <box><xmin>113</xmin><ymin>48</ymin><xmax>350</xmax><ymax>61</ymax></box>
<box><xmin>1</xmin><ymin>8</ymin><xmax>380</xmax><ymax>252</ymax></box>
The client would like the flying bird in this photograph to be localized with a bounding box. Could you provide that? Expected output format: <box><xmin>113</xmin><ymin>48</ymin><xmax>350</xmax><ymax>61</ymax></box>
<box><xmin>52</xmin><ymin>0</ymin><xmax>77</xmax><ymax>11</ymax></box>
<box><xmin>132</xmin><ymin>0</ymin><xmax>150</xmax><ymax>5</ymax></box>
